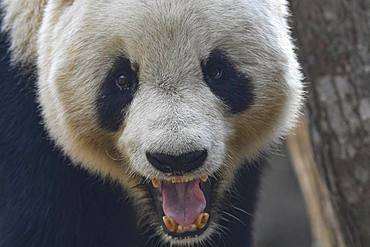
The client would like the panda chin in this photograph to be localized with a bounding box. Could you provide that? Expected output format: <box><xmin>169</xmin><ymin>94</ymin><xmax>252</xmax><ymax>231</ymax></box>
<box><xmin>147</xmin><ymin>175</ymin><xmax>214</xmax><ymax>239</ymax></box>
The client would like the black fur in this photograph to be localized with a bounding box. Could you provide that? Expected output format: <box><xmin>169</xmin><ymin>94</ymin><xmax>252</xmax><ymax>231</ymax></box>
<box><xmin>97</xmin><ymin>57</ymin><xmax>139</xmax><ymax>131</ymax></box>
<box><xmin>0</xmin><ymin>27</ymin><xmax>263</xmax><ymax>246</ymax></box>
<box><xmin>201</xmin><ymin>50</ymin><xmax>254</xmax><ymax>114</ymax></box>
<box><xmin>146</xmin><ymin>150</ymin><xmax>208</xmax><ymax>174</ymax></box>
<box><xmin>0</xmin><ymin>29</ymin><xmax>141</xmax><ymax>247</ymax></box>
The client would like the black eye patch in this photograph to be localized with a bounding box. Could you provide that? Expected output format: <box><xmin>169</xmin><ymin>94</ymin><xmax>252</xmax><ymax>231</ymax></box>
<box><xmin>201</xmin><ymin>50</ymin><xmax>254</xmax><ymax>114</ymax></box>
<box><xmin>97</xmin><ymin>57</ymin><xmax>139</xmax><ymax>131</ymax></box>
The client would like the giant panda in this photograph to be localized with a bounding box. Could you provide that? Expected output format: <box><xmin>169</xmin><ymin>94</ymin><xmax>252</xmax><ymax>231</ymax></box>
<box><xmin>0</xmin><ymin>0</ymin><xmax>303</xmax><ymax>246</ymax></box>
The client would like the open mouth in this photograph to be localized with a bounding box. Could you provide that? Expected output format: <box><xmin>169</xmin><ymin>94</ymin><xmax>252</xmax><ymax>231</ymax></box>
<box><xmin>148</xmin><ymin>175</ymin><xmax>213</xmax><ymax>238</ymax></box>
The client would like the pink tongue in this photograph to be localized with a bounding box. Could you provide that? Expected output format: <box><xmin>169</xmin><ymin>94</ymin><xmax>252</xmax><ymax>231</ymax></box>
<box><xmin>161</xmin><ymin>179</ymin><xmax>206</xmax><ymax>226</ymax></box>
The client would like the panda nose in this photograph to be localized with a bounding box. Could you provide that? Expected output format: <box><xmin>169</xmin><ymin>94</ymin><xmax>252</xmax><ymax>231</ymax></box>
<box><xmin>146</xmin><ymin>150</ymin><xmax>208</xmax><ymax>174</ymax></box>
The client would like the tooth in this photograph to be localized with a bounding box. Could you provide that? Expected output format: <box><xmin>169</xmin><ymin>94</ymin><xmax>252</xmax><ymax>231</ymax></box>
<box><xmin>151</xmin><ymin>178</ymin><xmax>160</xmax><ymax>188</ymax></box>
<box><xmin>172</xmin><ymin>178</ymin><xmax>176</xmax><ymax>184</ymax></box>
<box><xmin>200</xmin><ymin>175</ymin><xmax>208</xmax><ymax>182</ymax></box>
<box><xmin>195</xmin><ymin>213</ymin><xmax>210</xmax><ymax>230</ymax></box>
<box><xmin>177</xmin><ymin>224</ymin><xmax>196</xmax><ymax>233</ymax></box>
<box><xmin>163</xmin><ymin>216</ymin><xmax>178</xmax><ymax>233</ymax></box>
<box><xmin>177</xmin><ymin>225</ymin><xmax>184</xmax><ymax>233</ymax></box>
<box><xmin>191</xmin><ymin>224</ymin><xmax>197</xmax><ymax>231</ymax></box>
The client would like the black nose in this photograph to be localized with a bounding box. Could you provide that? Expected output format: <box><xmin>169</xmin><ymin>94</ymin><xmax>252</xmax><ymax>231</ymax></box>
<box><xmin>146</xmin><ymin>150</ymin><xmax>208</xmax><ymax>174</ymax></box>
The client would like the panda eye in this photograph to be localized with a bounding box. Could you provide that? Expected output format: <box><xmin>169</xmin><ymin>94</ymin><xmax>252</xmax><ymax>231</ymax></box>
<box><xmin>97</xmin><ymin>57</ymin><xmax>139</xmax><ymax>131</ymax></box>
<box><xmin>202</xmin><ymin>57</ymin><xmax>224</xmax><ymax>82</ymax></box>
<box><xmin>207</xmin><ymin>68</ymin><xmax>223</xmax><ymax>80</ymax></box>
<box><xmin>201</xmin><ymin>49</ymin><xmax>254</xmax><ymax>114</ymax></box>
<box><xmin>115</xmin><ymin>74</ymin><xmax>130</xmax><ymax>91</ymax></box>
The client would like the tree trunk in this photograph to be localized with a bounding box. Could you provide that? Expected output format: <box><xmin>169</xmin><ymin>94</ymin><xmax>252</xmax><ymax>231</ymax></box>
<box><xmin>289</xmin><ymin>1</ymin><xmax>370</xmax><ymax>247</ymax></box>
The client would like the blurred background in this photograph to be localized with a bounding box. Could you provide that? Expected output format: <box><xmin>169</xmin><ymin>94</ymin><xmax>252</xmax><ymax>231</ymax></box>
<box><xmin>253</xmin><ymin>145</ymin><xmax>312</xmax><ymax>247</ymax></box>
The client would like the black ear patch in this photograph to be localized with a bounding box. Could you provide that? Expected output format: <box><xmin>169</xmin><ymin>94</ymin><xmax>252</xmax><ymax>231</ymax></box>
<box><xmin>97</xmin><ymin>57</ymin><xmax>139</xmax><ymax>131</ymax></box>
<box><xmin>201</xmin><ymin>50</ymin><xmax>254</xmax><ymax>114</ymax></box>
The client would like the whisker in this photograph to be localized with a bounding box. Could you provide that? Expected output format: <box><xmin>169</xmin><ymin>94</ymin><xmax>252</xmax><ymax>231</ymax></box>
<box><xmin>231</xmin><ymin>205</ymin><xmax>254</xmax><ymax>217</ymax></box>
<box><xmin>222</xmin><ymin>210</ymin><xmax>247</xmax><ymax>226</ymax></box>
<box><xmin>213</xmin><ymin>220</ymin><xmax>230</xmax><ymax>246</ymax></box>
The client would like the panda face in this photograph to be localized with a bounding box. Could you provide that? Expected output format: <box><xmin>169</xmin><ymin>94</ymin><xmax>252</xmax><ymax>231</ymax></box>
<box><xmin>37</xmin><ymin>0</ymin><xmax>302</xmax><ymax>244</ymax></box>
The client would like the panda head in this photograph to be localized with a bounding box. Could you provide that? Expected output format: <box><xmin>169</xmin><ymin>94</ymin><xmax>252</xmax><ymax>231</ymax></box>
<box><xmin>36</xmin><ymin>0</ymin><xmax>303</xmax><ymax>245</ymax></box>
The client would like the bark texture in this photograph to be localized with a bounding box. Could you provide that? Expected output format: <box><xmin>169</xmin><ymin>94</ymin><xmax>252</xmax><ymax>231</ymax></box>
<box><xmin>288</xmin><ymin>119</ymin><xmax>345</xmax><ymax>247</ymax></box>
<box><xmin>290</xmin><ymin>1</ymin><xmax>370</xmax><ymax>246</ymax></box>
